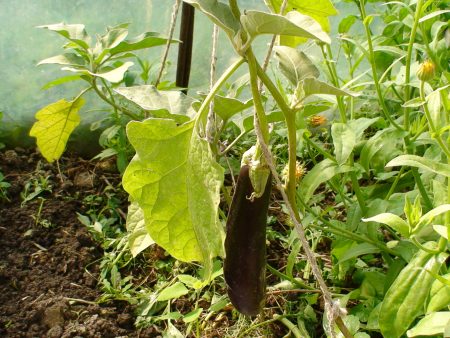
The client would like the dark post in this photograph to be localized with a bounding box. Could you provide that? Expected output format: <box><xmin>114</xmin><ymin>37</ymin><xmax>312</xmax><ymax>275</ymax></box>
<box><xmin>176</xmin><ymin>2</ymin><xmax>195</xmax><ymax>94</ymax></box>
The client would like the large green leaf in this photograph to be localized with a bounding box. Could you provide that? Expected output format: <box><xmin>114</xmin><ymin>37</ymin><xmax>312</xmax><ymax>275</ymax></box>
<box><xmin>331</xmin><ymin>123</ymin><xmax>356</xmax><ymax>165</ymax></box>
<box><xmin>380</xmin><ymin>246</ymin><xmax>448</xmax><ymax>338</ymax></box>
<box><xmin>183</xmin><ymin>0</ymin><xmax>240</xmax><ymax>40</ymax></box>
<box><xmin>29</xmin><ymin>97</ymin><xmax>84</xmax><ymax>162</ymax></box>
<box><xmin>115</xmin><ymin>85</ymin><xmax>194</xmax><ymax>122</ymax></box>
<box><xmin>122</xmin><ymin>119</ymin><xmax>224</xmax><ymax>278</ymax></box>
<box><xmin>386</xmin><ymin>155</ymin><xmax>450</xmax><ymax>177</ymax></box>
<box><xmin>273</xmin><ymin>46</ymin><xmax>319</xmax><ymax>85</ymax></box>
<box><xmin>338</xmin><ymin>243</ymin><xmax>380</xmax><ymax>263</ymax></box>
<box><xmin>126</xmin><ymin>201</ymin><xmax>154</xmax><ymax>257</ymax></box>
<box><xmin>38</xmin><ymin>23</ymin><xmax>91</xmax><ymax>49</ymax></box>
<box><xmin>265</xmin><ymin>0</ymin><xmax>337</xmax><ymax>46</ymax></box>
<box><xmin>241</xmin><ymin>10</ymin><xmax>330</xmax><ymax>44</ymax></box>
<box><xmin>297</xmin><ymin>159</ymin><xmax>353</xmax><ymax>205</ymax></box>
<box><xmin>109</xmin><ymin>32</ymin><xmax>175</xmax><ymax>55</ymax></box>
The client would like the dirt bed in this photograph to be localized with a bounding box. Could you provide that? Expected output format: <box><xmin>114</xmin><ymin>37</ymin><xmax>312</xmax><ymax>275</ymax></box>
<box><xmin>0</xmin><ymin>148</ymin><xmax>158</xmax><ymax>338</ymax></box>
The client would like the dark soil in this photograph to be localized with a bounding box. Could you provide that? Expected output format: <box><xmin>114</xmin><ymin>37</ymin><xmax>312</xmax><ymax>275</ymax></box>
<box><xmin>0</xmin><ymin>148</ymin><xmax>158</xmax><ymax>338</ymax></box>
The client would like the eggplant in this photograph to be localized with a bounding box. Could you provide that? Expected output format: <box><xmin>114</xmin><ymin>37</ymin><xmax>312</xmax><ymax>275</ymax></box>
<box><xmin>224</xmin><ymin>164</ymin><xmax>272</xmax><ymax>316</ymax></box>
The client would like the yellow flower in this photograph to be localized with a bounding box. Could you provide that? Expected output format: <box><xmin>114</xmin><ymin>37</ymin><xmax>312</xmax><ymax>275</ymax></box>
<box><xmin>417</xmin><ymin>60</ymin><xmax>436</xmax><ymax>82</ymax></box>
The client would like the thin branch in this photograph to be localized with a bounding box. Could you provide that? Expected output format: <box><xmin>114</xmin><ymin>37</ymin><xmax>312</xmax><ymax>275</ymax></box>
<box><xmin>155</xmin><ymin>0</ymin><xmax>182</xmax><ymax>87</ymax></box>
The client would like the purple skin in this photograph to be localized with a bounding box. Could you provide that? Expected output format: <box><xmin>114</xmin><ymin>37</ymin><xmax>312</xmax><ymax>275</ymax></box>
<box><xmin>224</xmin><ymin>165</ymin><xmax>272</xmax><ymax>316</ymax></box>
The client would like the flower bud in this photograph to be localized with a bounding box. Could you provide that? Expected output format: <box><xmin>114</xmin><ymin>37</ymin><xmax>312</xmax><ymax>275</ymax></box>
<box><xmin>309</xmin><ymin>115</ymin><xmax>327</xmax><ymax>127</ymax></box>
<box><xmin>416</xmin><ymin>60</ymin><xmax>435</xmax><ymax>82</ymax></box>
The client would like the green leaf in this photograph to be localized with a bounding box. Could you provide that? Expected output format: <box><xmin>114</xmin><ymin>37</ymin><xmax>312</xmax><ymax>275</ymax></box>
<box><xmin>93</xmin><ymin>61</ymin><xmax>134</xmax><ymax>83</ymax></box>
<box><xmin>419</xmin><ymin>9</ymin><xmax>450</xmax><ymax>23</ymax></box>
<box><xmin>183</xmin><ymin>0</ymin><xmax>239</xmax><ymax>40</ymax></box>
<box><xmin>126</xmin><ymin>201</ymin><xmax>154</xmax><ymax>257</ymax></box>
<box><xmin>273</xmin><ymin>46</ymin><xmax>319</xmax><ymax>85</ymax></box>
<box><xmin>41</xmin><ymin>75</ymin><xmax>84</xmax><ymax>90</ymax></box>
<box><xmin>183</xmin><ymin>308</ymin><xmax>203</xmax><ymax>323</ymax></box>
<box><xmin>338</xmin><ymin>243</ymin><xmax>380</xmax><ymax>263</ymax></box>
<box><xmin>157</xmin><ymin>282</ymin><xmax>189</xmax><ymax>301</ymax></box>
<box><xmin>416</xmin><ymin>204</ymin><xmax>450</xmax><ymax>233</ymax></box>
<box><xmin>38</xmin><ymin>23</ymin><xmax>91</xmax><ymax>49</ymax></box>
<box><xmin>331</xmin><ymin>123</ymin><xmax>356</xmax><ymax>165</ymax></box>
<box><xmin>115</xmin><ymin>85</ymin><xmax>194</xmax><ymax>123</ymax></box>
<box><xmin>303</xmin><ymin>78</ymin><xmax>354</xmax><ymax>97</ymax></box>
<box><xmin>427</xmin><ymin>273</ymin><xmax>450</xmax><ymax>313</ymax></box>
<box><xmin>110</xmin><ymin>32</ymin><xmax>175</xmax><ymax>55</ymax></box>
<box><xmin>433</xmin><ymin>224</ymin><xmax>448</xmax><ymax>239</ymax></box>
<box><xmin>122</xmin><ymin>119</ymin><xmax>224</xmax><ymax>279</ymax></box>
<box><xmin>266</xmin><ymin>0</ymin><xmax>337</xmax><ymax>46</ymax></box>
<box><xmin>360</xmin><ymin>128</ymin><xmax>406</xmax><ymax>174</ymax></box>
<box><xmin>100</xmin><ymin>23</ymin><xmax>129</xmax><ymax>50</ymax></box>
<box><xmin>297</xmin><ymin>159</ymin><xmax>353</xmax><ymax>205</ymax></box>
<box><xmin>386</xmin><ymin>155</ymin><xmax>450</xmax><ymax>177</ymax></box>
<box><xmin>347</xmin><ymin>117</ymin><xmax>379</xmax><ymax>140</ymax></box>
<box><xmin>38</xmin><ymin>53</ymin><xmax>87</xmax><ymax>67</ymax></box>
<box><xmin>29</xmin><ymin>97</ymin><xmax>84</xmax><ymax>162</ymax></box>
<box><xmin>241</xmin><ymin>10</ymin><xmax>330</xmax><ymax>44</ymax></box>
<box><xmin>195</xmin><ymin>94</ymin><xmax>253</xmax><ymax>122</ymax></box>
<box><xmin>362</xmin><ymin>213</ymin><xmax>410</xmax><ymax>238</ymax></box>
<box><xmin>407</xmin><ymin>312</ymin><xmax>450</xmax><ymax>337</ymax></box>
<box><xmin>380</xmin><ymin>246</ymin><xmax>448</xmax><ymax>338</ymax></box>
<box><xmin>338</xmin><ymin>15</ymin><xmax>357</xmax><ymax>34</ymax></box>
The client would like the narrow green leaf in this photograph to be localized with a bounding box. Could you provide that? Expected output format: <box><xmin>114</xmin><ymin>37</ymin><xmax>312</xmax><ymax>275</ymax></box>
<box><xmin>416</xmin><ymin>204</ymin><xmax>450</xmax><ymax>231</ymax></box>
<box><xmin>419</xmin><ymin>9</ymin><xmax>450</xmax><ymax>23</ymax></box>
<box><xmin>157</xmin><ymin>282</ymin><xmax>189</xmax><ymax>301</ymax></box>
<box><xmin>363</xmin><ymin>213</ymin><xmax>410</xmax><ymax>238</ymax></box>
<box><xmin>183</xmin><ymin>0</ymin><xmax>239</xmax><ymax>40</ymax></box>
<box><xmin>122</xmin><ymin>119</ymin><xmax>224</xmax><ymax>279</ymax></box>
<box><xmin>386</xmin><ymin>155</ymin><xmax>450</xmax><ymax>177</ymax></box>
<box><xmin>331</xmin><ymin>123</ymin><xmax>356</xmax><ymax>165</ymax></box>
<box><xmin>297</xmin><ymin>159</ymin><xmax>353</xmax><ymax>205</ymax></box>
<box><xmin>241</xmin><ymin>10</ymin><xmax>330</xmax><ymax>44</ymax></box>
<box><xmin>303</xmin><ymin>78</ymin><xmax>354</xmax><ymax>97</ymax></box>
<box><xmin>110</xmin><ymin>32</ymin><xmax>175</xmax><ymax>55</ymax></box>
<box><xmin>29</xmin><ymin>97</ymin><xmax>84</xmax><ymax>162</ymax></box>
<box><xmin>38</xmin><ymin>23</ymin><xmax>91</xmax><ymax>49</ymax></box>
<box><xmin>407</xmin><ymin>312</ymin><xmax>450</xmax><ymax>337</ymax></box>
<box><xmin>38</xmin><ymin>53</ymin><xmax>87</xmax><ymax>67</ymax></box>
<box><xmin>273</xmin><ymin>46</ymin><xmax>319</xmax><ymax>85</ymax></box>
<box><xmin>41</xmin><ymin>75</ymin><xmax>83</xmax><ymax>90</ymax></box>
<box><xmin>126</xmin><ymin>201</ymin><xmax>154</xmax><ymax>257</ymax></box>
<box><xmin>338</xmin><ymin>243</ymin><xmax>380</xmax><ymax>263</ymax></box>
<box><xmin>183</xmin><ymin>308</ymin><xmax>203</xmax><ymax>323</ymax></box>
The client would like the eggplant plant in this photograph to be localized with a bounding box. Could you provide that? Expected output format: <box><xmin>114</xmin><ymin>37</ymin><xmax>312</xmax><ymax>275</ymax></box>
<box><xmin>30</xmin><ymin>23</ymin><xmax>175</xmax><ymax>172</ymax></box>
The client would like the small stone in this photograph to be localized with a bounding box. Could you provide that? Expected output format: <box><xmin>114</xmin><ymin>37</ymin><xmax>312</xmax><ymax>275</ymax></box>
<box><xmin>43</xmin><ymin>304</ymin><xmax>65</xmax><ymax>328</ymax></box>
